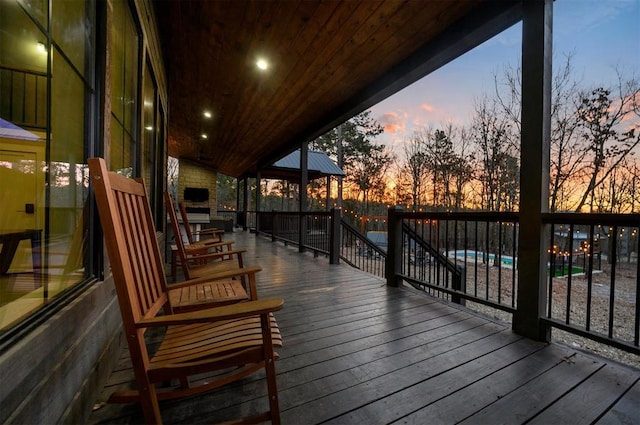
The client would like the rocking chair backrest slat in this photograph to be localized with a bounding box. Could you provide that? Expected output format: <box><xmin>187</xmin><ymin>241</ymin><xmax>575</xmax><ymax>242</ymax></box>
<box><xmin>165</xmin><ymin>192</ymin><xmax>193</xmax><ymax>278</ymax></box>
<box><xmin>89</xmin><ymin>158</ymin><xmax>170</xmax><ymax>328</ymax></box>
<box><xmin>178</xmin><ymin>201</ymin><xmax>196</xmax><ymax>243</ymax></box>
<box><xmin>132</xmin><ymin>181</ymin><xmax>166</xmax><ymax>308</ymax></box>
<box><xmin>123</xmin><ymin>188</ymin><xmax>160</xmax><ymax>312</ymax></box>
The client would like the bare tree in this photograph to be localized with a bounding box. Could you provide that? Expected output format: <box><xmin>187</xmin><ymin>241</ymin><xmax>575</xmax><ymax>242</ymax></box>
<box><xmin>402</xmin><ymin>130</ymin><xmax>430</xmax><ymax>210</ymax></box>
<box><xmin>347</xmin><ymin>143</ymin><xmax>395</xmax><ymax>217</ymax></box>
<box><xmin>451</xmin><ymin>126</ymin><xmax>475</xmax><ymax>210</ymax></box>
<box><xmin>494</xmin><ymin>54</ymin><xmax>589</xmax><ymax>212</ymax></box>
<box><xmin>388</xmin><ymin>162</ymin><xmax>413</xmax><ymax>208</ymax></box>
<box><xmin>573</xmin><ymin>72</ymin><xmax>640</xmax><ymax>212</ymax></box>
<box><xmin>470</xmin><ymin>95</ymin><xmax>518</xmax><ymax>212</ymax></box>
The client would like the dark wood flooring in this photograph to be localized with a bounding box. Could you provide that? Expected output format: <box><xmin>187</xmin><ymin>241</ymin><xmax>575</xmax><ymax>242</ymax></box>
<box><xmin>89</xmin><ymin>230</ymin><xmax>640</xmax><ymax>424</ymax></box>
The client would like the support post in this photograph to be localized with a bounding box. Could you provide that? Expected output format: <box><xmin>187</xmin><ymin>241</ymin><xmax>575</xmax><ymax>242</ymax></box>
<box><xmin>386</xmin><ymin>206</ymin><xmax>403</xmax><ymax>287</ymax></box>
<box><xmin>326</xmin><ymin>175</ymin><xmax>331</xmax><ymax>211</ymax></box>
<box><xmin>235</xmin><ymin>178</ymin><xmax>241</xmax><ymax>228</ymax></box>
<box><xmin>242</xmin><ymin>177</ymin><xmax>249</xmax><ymax>231</ymax></box>
<box><xmin>299</xmin><ymin>143</ymin><xmax>308</xmax><ymax>252</ymax></box>
<box><xmin>337</xmin><ymin>124</ymin><xmax>343</xmax><ymax>211</ymax></box>
<box><xmin>255</xmin><ymin>172</ymin><xmax>261</xmax><ymax>232</ymax></box>
<box><xmin>329</xmin><ymin>208</ymin><xmax>341</xmax><ymax>264</ymax></box>
<box><xmin>514</xmin><ymin>0</ymin><xmax>552</xmax><ymax>342</ymax></box>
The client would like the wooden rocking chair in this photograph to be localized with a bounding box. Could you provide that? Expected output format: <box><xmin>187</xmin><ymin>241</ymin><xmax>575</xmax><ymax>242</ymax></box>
<box><xmin>88</xmin><ymin>158</ymin><xmax>283</xmax><ymax>424</ymax></box>
<box><xmin>165</xmin><ymin>191</ymin><xmax>247</xmax><ymax>281</ymax></box>
<box><xmin>179</xmin><ymin>200</ymin><xmax>225</xmax><ymax>244</ymax></box>
<box><xmin>165</xmin><ymin>192</ymin><xmax>231</xmax><ymax>253</ymax></box>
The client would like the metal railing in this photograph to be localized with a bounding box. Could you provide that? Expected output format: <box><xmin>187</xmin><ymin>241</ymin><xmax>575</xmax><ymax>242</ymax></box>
<box><xmin>391</xmin><ymin>211</ymin><xmax>519</xmax><ymax>314</ymax></box>
<box><xmin>255</xmin><ymin>210</ymin><xmax>335</xmax><ymax>256</ymax></box>
<box><xmin>340</xmin><ymin>219</ymin><xmax>386</xmax><ymax>278</ymax></box>
<box><xmin>541</xmin><ymin>213</ymin><xmax>639</xmax><ymax>354</ymax></box>
<box><xmin>238</xmin><ymin>211</ymin><xmax>257</xmax><ymax>229</ymax></box>
<box><xmin>216</xmin><ymin>210</ymin><xmax>237</xmax><ymax>227</ymax></box>
<box><xmin>244</xmin><ymin>207</ymin><xmax>639</xmax><ymax>354</ymax></box>
<box><xmin>387</xmin><ymin>209</ymin><xmax>639</xmax><ymax>355</ymax></box>
<box><xmin>0</xmin><ymin>65</ymin><xmax>47</xmax><ymax>130</ymax></box>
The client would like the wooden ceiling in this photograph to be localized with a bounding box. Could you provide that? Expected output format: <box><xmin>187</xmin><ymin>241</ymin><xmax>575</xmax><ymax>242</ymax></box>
<box><xmin>154</xmin><ymin>0</ymin><xmax>521</xmax><ymax>178</ymax></box>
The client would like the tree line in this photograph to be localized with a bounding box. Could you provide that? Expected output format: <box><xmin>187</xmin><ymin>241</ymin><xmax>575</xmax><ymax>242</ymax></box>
<box><xmin>304</xmin><ymin>55</ymin><xmax>640</xmax><ymax>216</ymax></box>
<box><xmin>217</xmin><ymin>55</ymin><xmax>639</xmax><ymax>219</ymax></box>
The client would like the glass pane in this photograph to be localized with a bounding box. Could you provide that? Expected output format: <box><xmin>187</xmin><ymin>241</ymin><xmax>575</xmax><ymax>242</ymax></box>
<box><xmin>109</xmin><ymin>0</ymin><xmax>138</xmax><ymax>175</ymax></box>
<box><xmin>0</xmin><ymin>0</ymin><xmax>48</xmax><ymax>332</ymax></box>
<box><xmin>0</xmin><ymin>0</ymin><xmax>94</xmax><ymax>334</ymax></box>
<box><xmin>123</xmin><ymin>14</ymin><xmax>138</xmax><ymax>133</ymax></box>
<box><xmin>50</xmin><ymin>48</ymin><xmax>88</xmax><ymax>297</ymax></box>
<box><xmin>110</xmin><ymin>116</ymin><xmax>126</xmax><ymax>175</ymax></box>
<box><xmin>20</xmin><ymin>0</ymin><xmax>47</xmax><ymax>29</ymax></box>
<box><xmin>143</xmin><ymin>62</ymin><xmax>156</xmax><ymax>205</ymax></box>
<box><xmin>0</xmin><ymin>0</ymin><xmax>48</xmax><ymax>130</ymax></box>
<box><xmin>52</xmin><ymin>0</ymin><xmax>91</xmax><ymax>77</ymax></box>
<box><xmin>110</xmin><ymin>1</ymin><xmax>124</xmax><ymax>121</ymax></box>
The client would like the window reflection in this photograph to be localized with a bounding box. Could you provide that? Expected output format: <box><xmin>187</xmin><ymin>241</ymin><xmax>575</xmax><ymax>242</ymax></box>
<box><xmin>110</xmin><ymin>0</ymin><xmax>139</xmax><ymax>175</ymax></box>
<box><xmin>0</xmin><ymin>0</ymin><xmax>93</xmax><ymax>333</ymax></box>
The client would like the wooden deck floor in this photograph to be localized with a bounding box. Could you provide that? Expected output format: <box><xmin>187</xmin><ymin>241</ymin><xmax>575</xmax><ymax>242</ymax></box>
<box><xmin>89</xmin><ymin>231</ymin><xmax>640</xmax><ymax>425</ymax></box>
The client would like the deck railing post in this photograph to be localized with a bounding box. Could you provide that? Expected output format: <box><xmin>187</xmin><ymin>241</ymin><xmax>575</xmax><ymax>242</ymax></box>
<box><xmin>452</xmin><ymin>264</ymin><xmax>466</xmax><ymax>306</ymax></box>
<box><xmin>386</xmin><ymin>206</ymin><xmax>403</xmax><ymax>287</ymax></box>
<box><xmin>329</xmin><ymin>208</ymin><xmax>341</xmax><ymax>264</ymax></box>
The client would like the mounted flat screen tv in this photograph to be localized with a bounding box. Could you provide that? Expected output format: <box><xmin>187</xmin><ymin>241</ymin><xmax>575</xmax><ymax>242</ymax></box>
<box><xmin>184</xmin><ymin>187</ymin><xmax>209</xmax><ymax>202</ymax></box>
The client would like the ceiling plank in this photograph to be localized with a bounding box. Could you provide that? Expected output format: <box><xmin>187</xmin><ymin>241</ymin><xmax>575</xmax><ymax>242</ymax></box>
<box><xmin>155</xmin><ymin>0</ymin><xmax>522</xmax><ymax>177</ymax></box>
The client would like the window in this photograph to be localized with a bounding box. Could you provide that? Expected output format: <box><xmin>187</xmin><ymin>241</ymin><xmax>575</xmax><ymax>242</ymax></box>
<box><xmin>142</xmin><ymin>59</ymin><xmax>166</xmax><ymax>226</ymax></box>
<box><xmin>0</xmin><ymin>0</ymin><xmax>95</xmax><ymax>334</ymax></box>
<box><xmin>110</xmin><ymin>0</ymin><xmax>139</xmax><ymax>176</ymax></box>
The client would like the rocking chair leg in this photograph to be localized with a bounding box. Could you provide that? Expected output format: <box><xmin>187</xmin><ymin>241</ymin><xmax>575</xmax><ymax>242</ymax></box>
<box><xmin>179</xmin><ymin>376</ymin><xmax>189</xmax><ymax>388</ymax></box>
<box><xmin>140</xmin><ymin>384</ymin><xmax>163</xmax><ymax>424</ymax></box>
<box><xmin>261</xmin><ymin>314</ymin><xmax>280</xmax><ymax>424</ymax></box>
<box><xmin>265</xmin><ymin>357</ymin><xmax>280</xmax><ymax>425</ymax></box>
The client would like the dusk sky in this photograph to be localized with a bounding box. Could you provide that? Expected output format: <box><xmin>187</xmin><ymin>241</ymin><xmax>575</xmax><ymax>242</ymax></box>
<box><xmin>370</xmin><ymin>0</ymin><xmax>640</xmax><ymax>154</ymax></box>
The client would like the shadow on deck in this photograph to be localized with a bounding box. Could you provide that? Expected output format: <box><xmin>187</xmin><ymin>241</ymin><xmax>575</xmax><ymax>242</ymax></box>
<box><xmin>89</xmin><ymin>230</ymin><xmax>640</xmax><ymax>424</ymax></box>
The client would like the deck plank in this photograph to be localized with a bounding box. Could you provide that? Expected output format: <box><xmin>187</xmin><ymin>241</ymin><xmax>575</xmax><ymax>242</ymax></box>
<box><xmin>529</xmin><ymin>364</ymin><xmax>640</xmax><ymax>425</ymax></box>
<box><xmin>391</xmin><ymin>344</ymin><xmax>592</xmax><ymax>425</ymax></box>
<box><xmin>458</xmin><ymin>353</ymin><xmax>608</xmax><ymax>424</ymax></box>
<box><xmin>88</xmin><ymin>231</ymin><xmax>640</xmax><ymax>425</ymax></box>
<box><xmin>596</xmin><ymin>379</ymin><xmax>640</xmax><ymax>425</ymax></box>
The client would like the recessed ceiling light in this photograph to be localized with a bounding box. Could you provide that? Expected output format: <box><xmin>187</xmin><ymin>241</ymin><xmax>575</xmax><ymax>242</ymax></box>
<box><xmin>145</xmin><ymin>126</ymin><xmax>153</xmax><ymax>131</ymax></box>
<box><xmin>256</xmin><ymin>58</ymin><xmax>268</xmax><ymax>70</ymax></box>
<box><xmin>201</xmin><ymin>134</ymin><xmax>208</xmax><ymax>139</ymax></box>
<box><xmin>203</xmin><ymin>111</ymin><xmax>212</xmax><ymax>118</ymax></box>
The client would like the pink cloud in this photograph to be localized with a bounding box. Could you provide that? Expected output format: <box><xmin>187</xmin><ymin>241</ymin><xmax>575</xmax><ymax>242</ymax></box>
<box><xmin>421</xmin><ymin>103</ymin><xmax>435</xmax><ymax>112</ymax></box>
<box><xmin>378</xmin><ymin>112</ymin><xmax>406</xmax><ymax>134</ymax></box>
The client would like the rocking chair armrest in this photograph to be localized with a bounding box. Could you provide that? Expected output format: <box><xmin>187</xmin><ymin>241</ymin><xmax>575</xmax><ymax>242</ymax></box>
<box><xmin>184</xmin><ymin>240</ymin><xmax>233</xmax><ymax>253</ymax></box>
<box><xmin>192</xmin><ymin>228</ymin><xmax>224</xmax><ymax>235</ymax></box>
<box><xmin>171</xmin><ymin>265</ymin><xmax>262</xmax><ymax>288</ymax></box>
<box><xmin>185</xmin><ymin>248</ymin><xmax>246</xmax><ymax>261</ymax></box>
<box><xmin>137</xmin><ymin>298</ymin><xmax>284</xmax><ymax>327</ymax></box>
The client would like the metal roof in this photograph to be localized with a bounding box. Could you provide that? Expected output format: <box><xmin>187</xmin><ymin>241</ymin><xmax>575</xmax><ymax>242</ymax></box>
<box><xmin>261</xmin><ymin>149</ymin><xmax>344</xmax><ymax>181</ymax></box>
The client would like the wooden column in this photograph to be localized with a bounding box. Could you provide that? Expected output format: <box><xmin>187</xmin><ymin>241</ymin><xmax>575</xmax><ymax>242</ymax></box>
<box><xmin>337</xmin><ymin>125</ymin><xmax>343</xmax><ymax>211</ymax></box>
<box><xmin>513</xmin><ymin>0</ymin><xmax>552</xmax><ymax>342</ymax></box>
<box><xmin>235</xmin><ymin>178</ymin><xmax>240</xmax><ymax>228</ymax></box>
<box><xmin>386</xmin><ymin>206</ymin><xmax>403</xmax><ymax>287</ymax></box>
<box><xmin>255</xmin><ymin>172</ymin><xmax>261</xmax><ymax>232</ymax></box>
<box><xmin>299</xmin><ymin>143</ymin><xmax>308</xmax><ymax>252</ymax></box>
<box><xmin>326</xmin><ymin>175</ymin><xmax>331</xmax><ymax>211</ymax></box>
<box><xmin>329</xmin><ymin>207</ymin><xmax>340</xmax><ymax>264</ymax></box>
<box><xmin>242</xmin><ymin>177</ymin><xmax>249</xmax><ymax>231</ymax></box>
